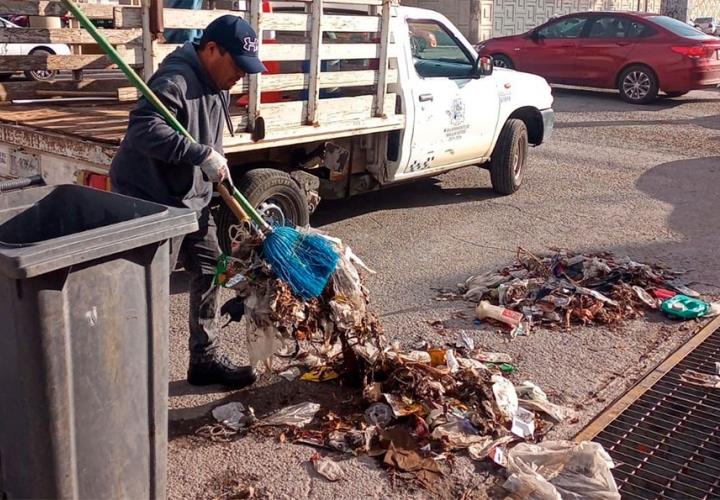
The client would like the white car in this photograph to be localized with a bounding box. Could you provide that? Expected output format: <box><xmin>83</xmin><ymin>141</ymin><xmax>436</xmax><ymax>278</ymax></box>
<box><xmin>0</xmin><ymin>17</ymin><xmax>71</xmax><ymax>81</ymax></box>
<box><xmin>694</xmin><ymin>17</ymin><xmax>718</xmax><ymax>36</ymax></box>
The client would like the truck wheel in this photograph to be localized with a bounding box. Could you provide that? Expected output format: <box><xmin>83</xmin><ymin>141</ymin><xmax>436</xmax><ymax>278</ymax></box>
<box><xmin>25</xmin><ymin>48</ymin><xmax>58</xmax><ymax>82</ymax></box>
<box><xmin>215</xmin><ymin>168</ymin><xmax>310</xmax><ymax>255</ymax></box>
<box><xmin>488</xmin><ymin>119</ymin><xmax>528</xmax><ymax>195</ymax></box>
<box><xmin>618</xmin><ymin>65</ymin><xmax>658</xmax><ymax>104</ymax></box>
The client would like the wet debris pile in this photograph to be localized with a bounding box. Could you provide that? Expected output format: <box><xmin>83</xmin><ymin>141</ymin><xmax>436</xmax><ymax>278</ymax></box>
<box><xmin>457</xmin><ymin>247</ymin><xmax>717</xmax><ymax>336</ymax></box>
<box><xmin>215</xmin><ymin>233</ymin><xmax>385</xmax><ymax>374</ymax></box>
<box><xmin>209</xmin><ymin>239</ymin><xmax>582</xmax><ymax>492</ymax></box>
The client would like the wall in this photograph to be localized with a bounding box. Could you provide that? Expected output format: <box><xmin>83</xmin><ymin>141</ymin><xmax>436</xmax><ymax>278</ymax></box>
<box><xmin>689</xmin><ymin>0</ymin><xmax>720</xmax><ymax>20</ymax></box>
<box><xmin>490</xmin><ymin>0</ymin><xmax>662</xmax><ymax>38</ymax></box>
<box><xmin>402</xmin><ymin>0</ymin><xmax>675</xmax><ymax>43</ymax></box>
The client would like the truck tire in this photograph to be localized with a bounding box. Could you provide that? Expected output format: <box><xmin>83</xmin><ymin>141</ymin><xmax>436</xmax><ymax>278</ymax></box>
<box><xmin>25</xmin><ymin>48</ymin><xmax>58</xmax><ymax>82</ymax></box>
<box><xmin>488</xmin><ymin>119</ymin><xmax>528</xmax><ymax>195</ymax></box>
<box><xmin>618</xmin><ymin>65</ymin><xmax>658</xmax><ymax>104</ymax></box>
<box><xmin>215</xmin><ymin>168</ymin><xmax>310</xmax><ymax>255</ymax></box>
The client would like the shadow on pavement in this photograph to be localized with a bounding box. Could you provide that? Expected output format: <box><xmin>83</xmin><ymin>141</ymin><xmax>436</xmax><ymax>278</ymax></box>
<box><xmin>551</xmin><ymin>86</ymin><xmax>719</xmax><ymax>113</ymax></box>
<box><xmin>312</xmin><ymin>174</ymin><xmax>497</xmax><ymax>226</ymax></box>
<box><xmin>556</xmin><ymin>114</ymin><xmax>720</xmax><ymax>131</ymax></box>
<box><xmin>168</xmin><ymin>376</ymin><xmax>360</xmax><ymax>440</ymax></box>
<box><xmin>614</xmin><ymin>155</ymin><xmax>720</xmax><ymax>291</ymax></box>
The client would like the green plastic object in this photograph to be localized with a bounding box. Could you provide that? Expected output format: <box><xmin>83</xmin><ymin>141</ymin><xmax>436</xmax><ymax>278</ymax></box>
<box><xmin>661</xmin><ymin>295</ymin><xmax>709</xmax><ymax>319</ymax></box>
<box><xmin>498</xmin><ymin>363</ymin><xmax>516</xmax><ymax>374</ymax></box>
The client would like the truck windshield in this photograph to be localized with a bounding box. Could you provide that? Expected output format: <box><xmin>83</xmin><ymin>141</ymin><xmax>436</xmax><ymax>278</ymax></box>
<box><xmin>407</xmin><ymin>20</ymin><xmax>474</xmax><ymax>78</ymax></box>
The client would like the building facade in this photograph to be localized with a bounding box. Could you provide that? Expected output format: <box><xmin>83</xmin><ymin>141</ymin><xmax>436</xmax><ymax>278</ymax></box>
<box><xmin>401</xmin><ymin>0</ymin><xmax>720</xmax><ymax>42</ymax></box>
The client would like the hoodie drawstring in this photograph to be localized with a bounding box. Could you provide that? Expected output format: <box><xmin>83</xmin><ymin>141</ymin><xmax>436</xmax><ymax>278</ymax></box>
<box><xmin>219</xmin><ymin>91</ymin><xmax>235</xmax><ymax>138</ymax></box>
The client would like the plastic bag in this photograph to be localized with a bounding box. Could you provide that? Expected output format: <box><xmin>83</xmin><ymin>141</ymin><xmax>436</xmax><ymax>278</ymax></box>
<box><xmin>212</xmin><ymin>402</ymin><xmax>256</xmax><ymax>430</ymax></box>
<box><xmin>244</xmin><ymin>285</ymin><xmax>281</xmax><ymax>371</ymax></box>
<box><xmin>492</xmin><ymin>375</ymin><xmax>519</xmax><ymax>420</ymax></box>
<box><xmin>503</xmin><ymin>441</ymin><xmax>620</xmax><ymax>500</ymax></box>
<box><xmin>259</xmin><ymin>402</ymin><xmax>321</xmax><ymax>428</ymax></box>
<box><xmin>329</xmin><ymin>245</ymin><xmax>371</xmax><ymax>331</ymax></box>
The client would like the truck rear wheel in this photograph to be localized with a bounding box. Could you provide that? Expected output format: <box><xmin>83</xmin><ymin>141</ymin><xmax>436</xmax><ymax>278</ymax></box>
<box><xmin>488</xmin><ymin>119</ymin><xmax>528</xmax><ymax>195</ymax></box>
<box><xmin>215</xmin><ymin>168</ymin><xmax>310</xmax><ymax>255</ymax></box>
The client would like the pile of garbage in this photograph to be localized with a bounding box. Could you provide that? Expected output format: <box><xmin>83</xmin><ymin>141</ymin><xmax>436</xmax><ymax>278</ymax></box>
<box><xmin>206</xmin><ymin>333</ymin><xmax>581</xmax><ymax>492</ymax></box>
<box><xmin>215</xmin><ymin>232</ymin><xmax>385</xmax><ymax>374</ymax></box>
<box><xmin>209</xmin><ymin>239</ymin><xmax>618</xmax><ymax>494</ymax></box>
<box><xmin>458</xmin><ymin>247</ymin><xmax>718</xmax><ymax>336</ymax></box>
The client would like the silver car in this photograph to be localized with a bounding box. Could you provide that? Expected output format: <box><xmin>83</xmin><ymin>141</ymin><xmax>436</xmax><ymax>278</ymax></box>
<box><xmin>694</xmin><ymin>17</ymin><xmax>718</xmax><ymax>36</ymax></box>
<box><xmin>0</xmin><ymin>17</ymin><xmax>71</xmax><ymax>81</ymax></box>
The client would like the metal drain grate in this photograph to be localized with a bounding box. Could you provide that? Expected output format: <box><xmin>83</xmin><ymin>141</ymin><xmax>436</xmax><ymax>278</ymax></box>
<box><xmin>576</xmin><ymin>316</ymin><xmax>720</xmax><ymax>500</ymax></box>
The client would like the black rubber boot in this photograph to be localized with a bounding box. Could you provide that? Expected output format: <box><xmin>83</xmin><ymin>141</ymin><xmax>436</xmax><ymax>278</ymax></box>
<box><xmin>187</xmin><ymin>355</ymin><xmax>257</xmax><ymax>389</ymax></box>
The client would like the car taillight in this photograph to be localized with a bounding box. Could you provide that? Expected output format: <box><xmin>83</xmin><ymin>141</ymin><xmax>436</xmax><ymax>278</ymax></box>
<box><xmin>671</xmin><ymin>45</ymin><xmax>715</xmax><ymax>58</ymax></box>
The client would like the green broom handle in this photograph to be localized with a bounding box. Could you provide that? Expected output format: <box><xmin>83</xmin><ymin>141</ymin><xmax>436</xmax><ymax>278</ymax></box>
<box><xmin>61</xmin><ymin>0</ymin><xmax>269</xmax><ymax>231</ymax></box>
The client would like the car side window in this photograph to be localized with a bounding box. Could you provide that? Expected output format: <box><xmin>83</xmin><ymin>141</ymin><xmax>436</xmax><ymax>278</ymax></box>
<box><xmin>626</xmin><ymin>20</ymin><xmax>655</xmax><ymax>38</ymax></box>
<box><xmin>537</xmin><ymin>17</ymin><xmax>589</xmax><ymax>39</ymax></box>
<box><xmin>407</xmin><ymin>20</ymin><xmax>475</xmax><ymax>79</ymax></box>
<box><xmin>588</xmin><ymin>16</ymin><xmax>629</xmax><ymax>38</ymax></box>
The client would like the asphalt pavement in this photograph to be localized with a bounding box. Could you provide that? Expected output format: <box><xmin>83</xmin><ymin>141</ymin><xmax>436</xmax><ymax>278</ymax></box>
<box><xmin>166</xmin><ymin>86</ymin><xmax>720</xmax><ymax>499</ymax></box>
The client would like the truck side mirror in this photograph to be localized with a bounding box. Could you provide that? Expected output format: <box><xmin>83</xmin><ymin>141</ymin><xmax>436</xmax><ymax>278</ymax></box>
<box><xmin>475</xmin><ymin>55</ymin><xmax>494</xmax><ymax>77</ymax></box>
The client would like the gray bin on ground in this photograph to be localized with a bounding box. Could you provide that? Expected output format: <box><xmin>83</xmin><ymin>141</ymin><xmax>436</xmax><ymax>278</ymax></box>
<box><xmin>0</xmin><ymin>185</ymin><xmax>198</xmax><ymax>499</ymax></box>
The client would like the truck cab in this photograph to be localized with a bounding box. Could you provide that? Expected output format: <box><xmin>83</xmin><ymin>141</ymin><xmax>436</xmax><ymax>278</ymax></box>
<box><xmin>383</xmin><ymin>7</ymin><xmax>554</xmax><ymax>191</ymax></box>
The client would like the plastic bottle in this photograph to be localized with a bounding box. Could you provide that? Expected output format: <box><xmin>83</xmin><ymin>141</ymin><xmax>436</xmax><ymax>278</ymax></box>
<box><xmin>475</xmin><ymin>300</ymin><xmax>523</xmax><ymax>327</ymax></box>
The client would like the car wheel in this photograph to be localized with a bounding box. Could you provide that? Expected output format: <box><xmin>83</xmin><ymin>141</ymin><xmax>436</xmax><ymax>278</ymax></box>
<box><xmin>618</xmin><ymin>65</ymin><xmax>659</xmax><ymax>104</ymax></box>
<box><xmin>492</xmin><ymin>54</ymin><xmax>514</xmax><ymax>69</ymax></box>
<box><xmin>488</xmin><ymin>119</ymin><xmax>528</xmax><ymax>195</ymax></box>
<box><xmin>665</xmin><ymin>91</ymin><xmax>688</xmax><ymax>98</ymax></box>
<box><xmin>215</xmin><ymin>168</ymin><xmax>310</xmax><ymax>255</ymax></box>
<box><xmin>25</xmin><ymin>48</ymin><xmax>58</xmax><ymax>82</ymax></box>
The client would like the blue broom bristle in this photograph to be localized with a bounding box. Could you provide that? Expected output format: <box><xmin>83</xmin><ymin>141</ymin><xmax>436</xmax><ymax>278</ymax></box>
<box><xmin>262</xmin><ymin>226</ymin><xmax>340</xmax><ymax>299</ymax></box>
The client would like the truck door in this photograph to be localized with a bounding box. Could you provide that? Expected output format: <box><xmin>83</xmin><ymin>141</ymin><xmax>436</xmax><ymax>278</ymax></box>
<box><xmin>398</xmin><ymin>18</ymin><xmax>500</xmax><ymax>178</ymax></box>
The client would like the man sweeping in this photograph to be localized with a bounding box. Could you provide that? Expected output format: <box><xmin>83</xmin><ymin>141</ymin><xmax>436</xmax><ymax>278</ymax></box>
<box><xmin>110</xmin><ymin>15</ymin><xmax>266</xmax><ymax>388</ymax></box>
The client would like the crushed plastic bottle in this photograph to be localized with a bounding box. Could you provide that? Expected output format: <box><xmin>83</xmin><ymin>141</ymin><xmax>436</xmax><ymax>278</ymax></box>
<box><xmin>661</xmin><ymin>295</ymin><xmax>709</xmax><ymax>320</ymax></box>
<box><xmin>475</xmin><ymin>301</ymin><xmax>523</xmax><ymax>327</ymax></box>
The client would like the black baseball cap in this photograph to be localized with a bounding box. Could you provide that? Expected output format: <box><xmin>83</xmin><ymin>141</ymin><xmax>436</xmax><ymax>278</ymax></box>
<box><xmin>200</xmin><ymin>15</ymin><xmax>267</xmax><ymax>74</ymax></box>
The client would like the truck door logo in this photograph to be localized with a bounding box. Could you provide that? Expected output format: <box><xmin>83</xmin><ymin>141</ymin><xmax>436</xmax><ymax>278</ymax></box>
<box><xmin>449</xmin><ymin>98</ymin><xmax>465</xmax><ymax>126</ymax></box>
<box><xmin>444</xmin><ymin>98</ymin><xmax>470</xmax><ymax>142</ymax></box>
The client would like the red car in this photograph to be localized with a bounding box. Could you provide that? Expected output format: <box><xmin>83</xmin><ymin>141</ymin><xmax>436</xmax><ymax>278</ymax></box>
<box><xmin>476</xmin><ymin>12</ymin><xmax>720</xmax><ymax>103</ymax></box>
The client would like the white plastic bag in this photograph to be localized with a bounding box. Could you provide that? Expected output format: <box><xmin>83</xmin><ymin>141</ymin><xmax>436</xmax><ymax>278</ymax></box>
<box><xmin>492</xmin><ymin>374</ymin><xmax>519</xmax><ymax>420</ymax></box>
<box><xmin>503</xmin><ymin>441</ymin><xmax>620</xmax><ymax>500</ymax></box>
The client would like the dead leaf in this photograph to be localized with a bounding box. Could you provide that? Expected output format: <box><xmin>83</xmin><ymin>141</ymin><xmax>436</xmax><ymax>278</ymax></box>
<box><xmin>383</xmin><ymin>443</ymin><xmax>442</xmax><ymax>492</ymax></box>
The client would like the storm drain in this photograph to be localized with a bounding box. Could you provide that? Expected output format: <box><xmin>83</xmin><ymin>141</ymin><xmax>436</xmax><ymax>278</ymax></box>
<box><xmin>575</xmin><ymin>316</ymin><xmax>720</xmax><ymax>500</ymax></box>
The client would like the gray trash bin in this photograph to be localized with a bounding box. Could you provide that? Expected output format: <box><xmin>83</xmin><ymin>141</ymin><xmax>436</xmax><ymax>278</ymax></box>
<box><xmin>0</xmin><ymin>185</ymin><xmax>198</xmax><ymax>500</ymax></box>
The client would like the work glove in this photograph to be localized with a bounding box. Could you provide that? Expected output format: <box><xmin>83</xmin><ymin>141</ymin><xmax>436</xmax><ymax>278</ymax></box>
<box><xmin>199</xmin><ymin>149</ymin><xmax>228</xmax><ymax>183</ymax></box>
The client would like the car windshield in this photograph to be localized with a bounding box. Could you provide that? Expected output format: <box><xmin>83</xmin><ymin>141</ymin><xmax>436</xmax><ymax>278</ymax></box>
<box><xmin>648</xmin><ymin>15</ymin><xmax>705</xmax><ymax>37</ymax></box>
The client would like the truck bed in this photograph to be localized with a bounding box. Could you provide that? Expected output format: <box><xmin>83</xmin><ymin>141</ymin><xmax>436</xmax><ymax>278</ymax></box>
<box><xmin>0</xmin><ymin>102</ymin><xmax>131</xmax><ymax>145</ymax></box>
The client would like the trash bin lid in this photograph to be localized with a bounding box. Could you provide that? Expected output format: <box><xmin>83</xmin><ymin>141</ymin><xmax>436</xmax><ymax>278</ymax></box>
<box><xmin>0</xmin><ymin>185</ymin><xmax>198</xmax><ymax>279</ymax></box>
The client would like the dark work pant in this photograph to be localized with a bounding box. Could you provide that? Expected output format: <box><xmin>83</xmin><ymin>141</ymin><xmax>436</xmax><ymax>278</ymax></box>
<box><xmin>169</xmin><ymin>207</ymin><xmax>221</xmax><ymax>362</ymax></box>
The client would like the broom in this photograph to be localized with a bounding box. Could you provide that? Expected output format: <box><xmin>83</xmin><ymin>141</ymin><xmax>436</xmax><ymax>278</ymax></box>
<box><xmin>62</xmin><ymin>0</ymin><xmax>339</xmax><ymax>299</ymax></box>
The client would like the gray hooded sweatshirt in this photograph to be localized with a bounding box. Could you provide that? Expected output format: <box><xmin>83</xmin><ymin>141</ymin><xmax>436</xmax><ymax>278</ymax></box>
<box><xmin>110</xmin><ymin>42</ymin><xmax>234</xmax><ymax>212</ymax></box>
